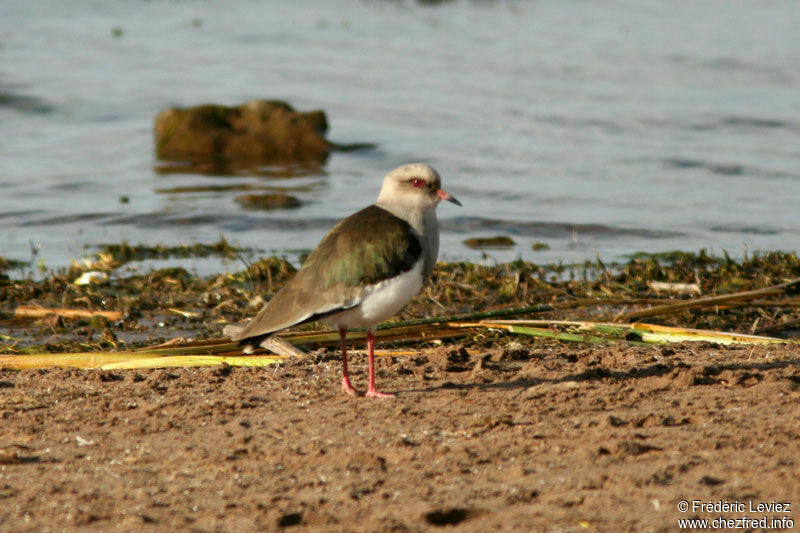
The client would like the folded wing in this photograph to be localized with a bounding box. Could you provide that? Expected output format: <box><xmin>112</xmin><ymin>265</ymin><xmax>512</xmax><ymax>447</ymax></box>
<box><xmin>232</xmin><ymin>205</ymin><xmax>422</xmax><ymax>346</ymax></box>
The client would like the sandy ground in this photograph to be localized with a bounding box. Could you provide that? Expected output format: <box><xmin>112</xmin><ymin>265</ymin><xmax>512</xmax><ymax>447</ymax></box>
<box><xmin>2</xmin><ymin>340</ymin><xmax>799</xmax><ymax>532</ymax></box>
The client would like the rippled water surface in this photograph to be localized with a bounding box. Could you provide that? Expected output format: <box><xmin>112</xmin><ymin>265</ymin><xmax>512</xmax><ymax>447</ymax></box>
<box><xmin>2</xmin><ymin>0</ymin><xmax>799</xmax><ymax>274</ymax></box>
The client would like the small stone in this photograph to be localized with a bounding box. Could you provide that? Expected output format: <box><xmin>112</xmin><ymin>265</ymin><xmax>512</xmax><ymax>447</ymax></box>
<box><xmin>235</xmin><ymin>193</ymin><xmax>302</xmax><ymax>211</ymax></box>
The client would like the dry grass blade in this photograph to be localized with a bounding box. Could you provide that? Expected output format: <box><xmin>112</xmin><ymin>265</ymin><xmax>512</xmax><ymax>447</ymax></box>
<box><xmin>132</xmin><ymin>341</ymin><xmax>241</xmax><ymax>356</ymax></box>
<box><xmin>743</xmin><ymin>298</ymin><xmax>800</xmax><ymax>308</ymax></box>
<box><xmin>0</xmin><ymin>350</ymin><xmax>287</xmax><ymax>370</ymax></box>
<box><xmin>481</xmin><ymin>319</ymin><xmax>625</xmax><ymax>329</ymax></box>
<box><xmin>616</xmin><ymin>277</ymin><xmax>800</xmax><ymax>322</ymax></box>
<box><xmin>101</xmin><ymin>355</ymin><xmax>285</xmax><ymax>370</ymax></box>
<box><xmin>13</xmin><ymin>306</ymin><xmax>122</xmax><ymax>321</ymax></box>
<box><xmin>0</xmin><ymin>353</ymin><xmax>158</xmax><ymax>370</ymax></box>
<box><xmin>137</xmin><ymin>336</ymin><xmax>305</xmax><ymax>357</ymax></box>
<box><xmin>631</xmin><ymin>323</ymin><xmax>790</xmax><ymax>345</ymax></box>
<box><xmin>473</xmin><ymin>319</ymin><xmax>791</xmax><ymax>346</ymax></box>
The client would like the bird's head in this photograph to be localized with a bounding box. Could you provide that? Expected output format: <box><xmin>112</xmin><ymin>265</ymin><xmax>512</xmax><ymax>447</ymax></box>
<box><xmin>377</xmin><ymin>163</ymin><xmax>461</xmax><ymax>212</ymax></box>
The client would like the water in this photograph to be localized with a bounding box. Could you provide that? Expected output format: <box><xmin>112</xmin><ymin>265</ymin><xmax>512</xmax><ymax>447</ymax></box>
<box><xmin>2</xmin><ymin>0</ymin><xmax>799</xmax><ymax>276</ymax></box>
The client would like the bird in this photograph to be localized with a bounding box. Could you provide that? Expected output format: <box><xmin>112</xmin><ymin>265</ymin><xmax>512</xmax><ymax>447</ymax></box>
<box><xmin>231</xmin><ymin>163</ymin><xmax>461</xmax><ymax>398</ymax></box>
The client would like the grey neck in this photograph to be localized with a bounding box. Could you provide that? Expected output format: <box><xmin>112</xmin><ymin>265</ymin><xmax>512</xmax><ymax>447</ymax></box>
<box><xmin>421</xmin><ymin>209</ymin><xmax>440</xmax><ymax>278</ymax></box>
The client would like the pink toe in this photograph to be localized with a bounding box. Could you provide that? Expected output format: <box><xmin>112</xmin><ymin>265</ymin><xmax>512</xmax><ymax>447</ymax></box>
<box><xmin>341</xmin><ymin>377</ymin><xmax>361</xmax><ymax>397</ymax></box>
<box><xmin>365</xmin><ymin>388</ymin><xmax>395</xmax><ymax>399</ymax></box>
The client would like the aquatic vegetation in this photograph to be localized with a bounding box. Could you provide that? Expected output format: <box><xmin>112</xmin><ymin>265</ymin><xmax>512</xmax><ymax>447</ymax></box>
<box><xmin>97</xmin><ymin>237</ymin><xmax>249</xmax><ymax>265</ymax></box>
<box><xmin>2</xmin><ymin>247</ymin><xmax>800</xmax><ymax>361</ymax></box>
<box><xmin>0</xmin><ymin>257</ymin><xmax>28</xmax><ymax>274</ymax></box>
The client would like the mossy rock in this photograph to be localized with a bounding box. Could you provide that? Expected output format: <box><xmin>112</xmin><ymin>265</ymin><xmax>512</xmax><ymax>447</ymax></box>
<box><xmin>154</xmin><ymin>100</ymin><xmax>331</xmax><ymax>170</ymax></box>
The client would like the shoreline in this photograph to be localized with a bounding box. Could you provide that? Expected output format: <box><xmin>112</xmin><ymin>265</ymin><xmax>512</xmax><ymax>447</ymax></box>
<box><xmin>2</xmin><ymin>245</ymin><xmax>799</xmax><ymax>354</ymax></box>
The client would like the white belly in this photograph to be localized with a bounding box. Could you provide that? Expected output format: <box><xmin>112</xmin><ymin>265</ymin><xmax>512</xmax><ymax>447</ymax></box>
<box><xmin>331</xmin><ymin>259</ymin><xmax>424</xmax><ymax>330</ymax></box>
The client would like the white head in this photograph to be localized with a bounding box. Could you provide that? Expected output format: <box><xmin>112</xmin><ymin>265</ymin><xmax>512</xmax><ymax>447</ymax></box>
<box><xmin>376</xmin><ymin>163</ymin><xmax>461</xmax><ymax>212</ymax></box>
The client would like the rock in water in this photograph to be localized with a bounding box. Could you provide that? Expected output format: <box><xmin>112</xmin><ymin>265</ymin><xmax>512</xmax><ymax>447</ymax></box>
<box><xmin>154</xmin><ymin>100</ymin><xmax>331</xmax><ymax>171</ymax></box>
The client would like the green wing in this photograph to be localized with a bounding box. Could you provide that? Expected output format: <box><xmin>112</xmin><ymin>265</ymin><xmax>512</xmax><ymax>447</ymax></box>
<box><xmin>304</xmin><ymin>205</ymin><xmax>423</xmax><ymax>288</ymax></box>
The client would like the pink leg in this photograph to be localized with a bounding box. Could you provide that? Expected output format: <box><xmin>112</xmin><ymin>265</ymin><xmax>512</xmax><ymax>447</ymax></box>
<box><xmin>339</xmin><ymin>327</ymin><xmax>360</xmax><ymax>396</ymax></box>
<box><xmin>365</xmin><ymin>329</ymin><xmax>394</xmax><ymax>398</ymax></box>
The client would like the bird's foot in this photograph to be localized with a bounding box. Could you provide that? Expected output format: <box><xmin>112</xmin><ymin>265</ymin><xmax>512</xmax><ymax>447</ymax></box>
<box><xmin>341</xmin><ymin>377</ymin><xmax>361</xmax><ymax>397</ymax></box>
<box><xmin>365</xmin><ymin>388</ymin><xmax>395</xmax><ymax>399</ymax></box>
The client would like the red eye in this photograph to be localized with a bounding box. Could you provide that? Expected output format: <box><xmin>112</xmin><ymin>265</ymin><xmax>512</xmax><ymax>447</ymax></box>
<box><xmin>410</xmin><ymin>178</ymin><xmax>424</xmax><ymax>188</ymax></box>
